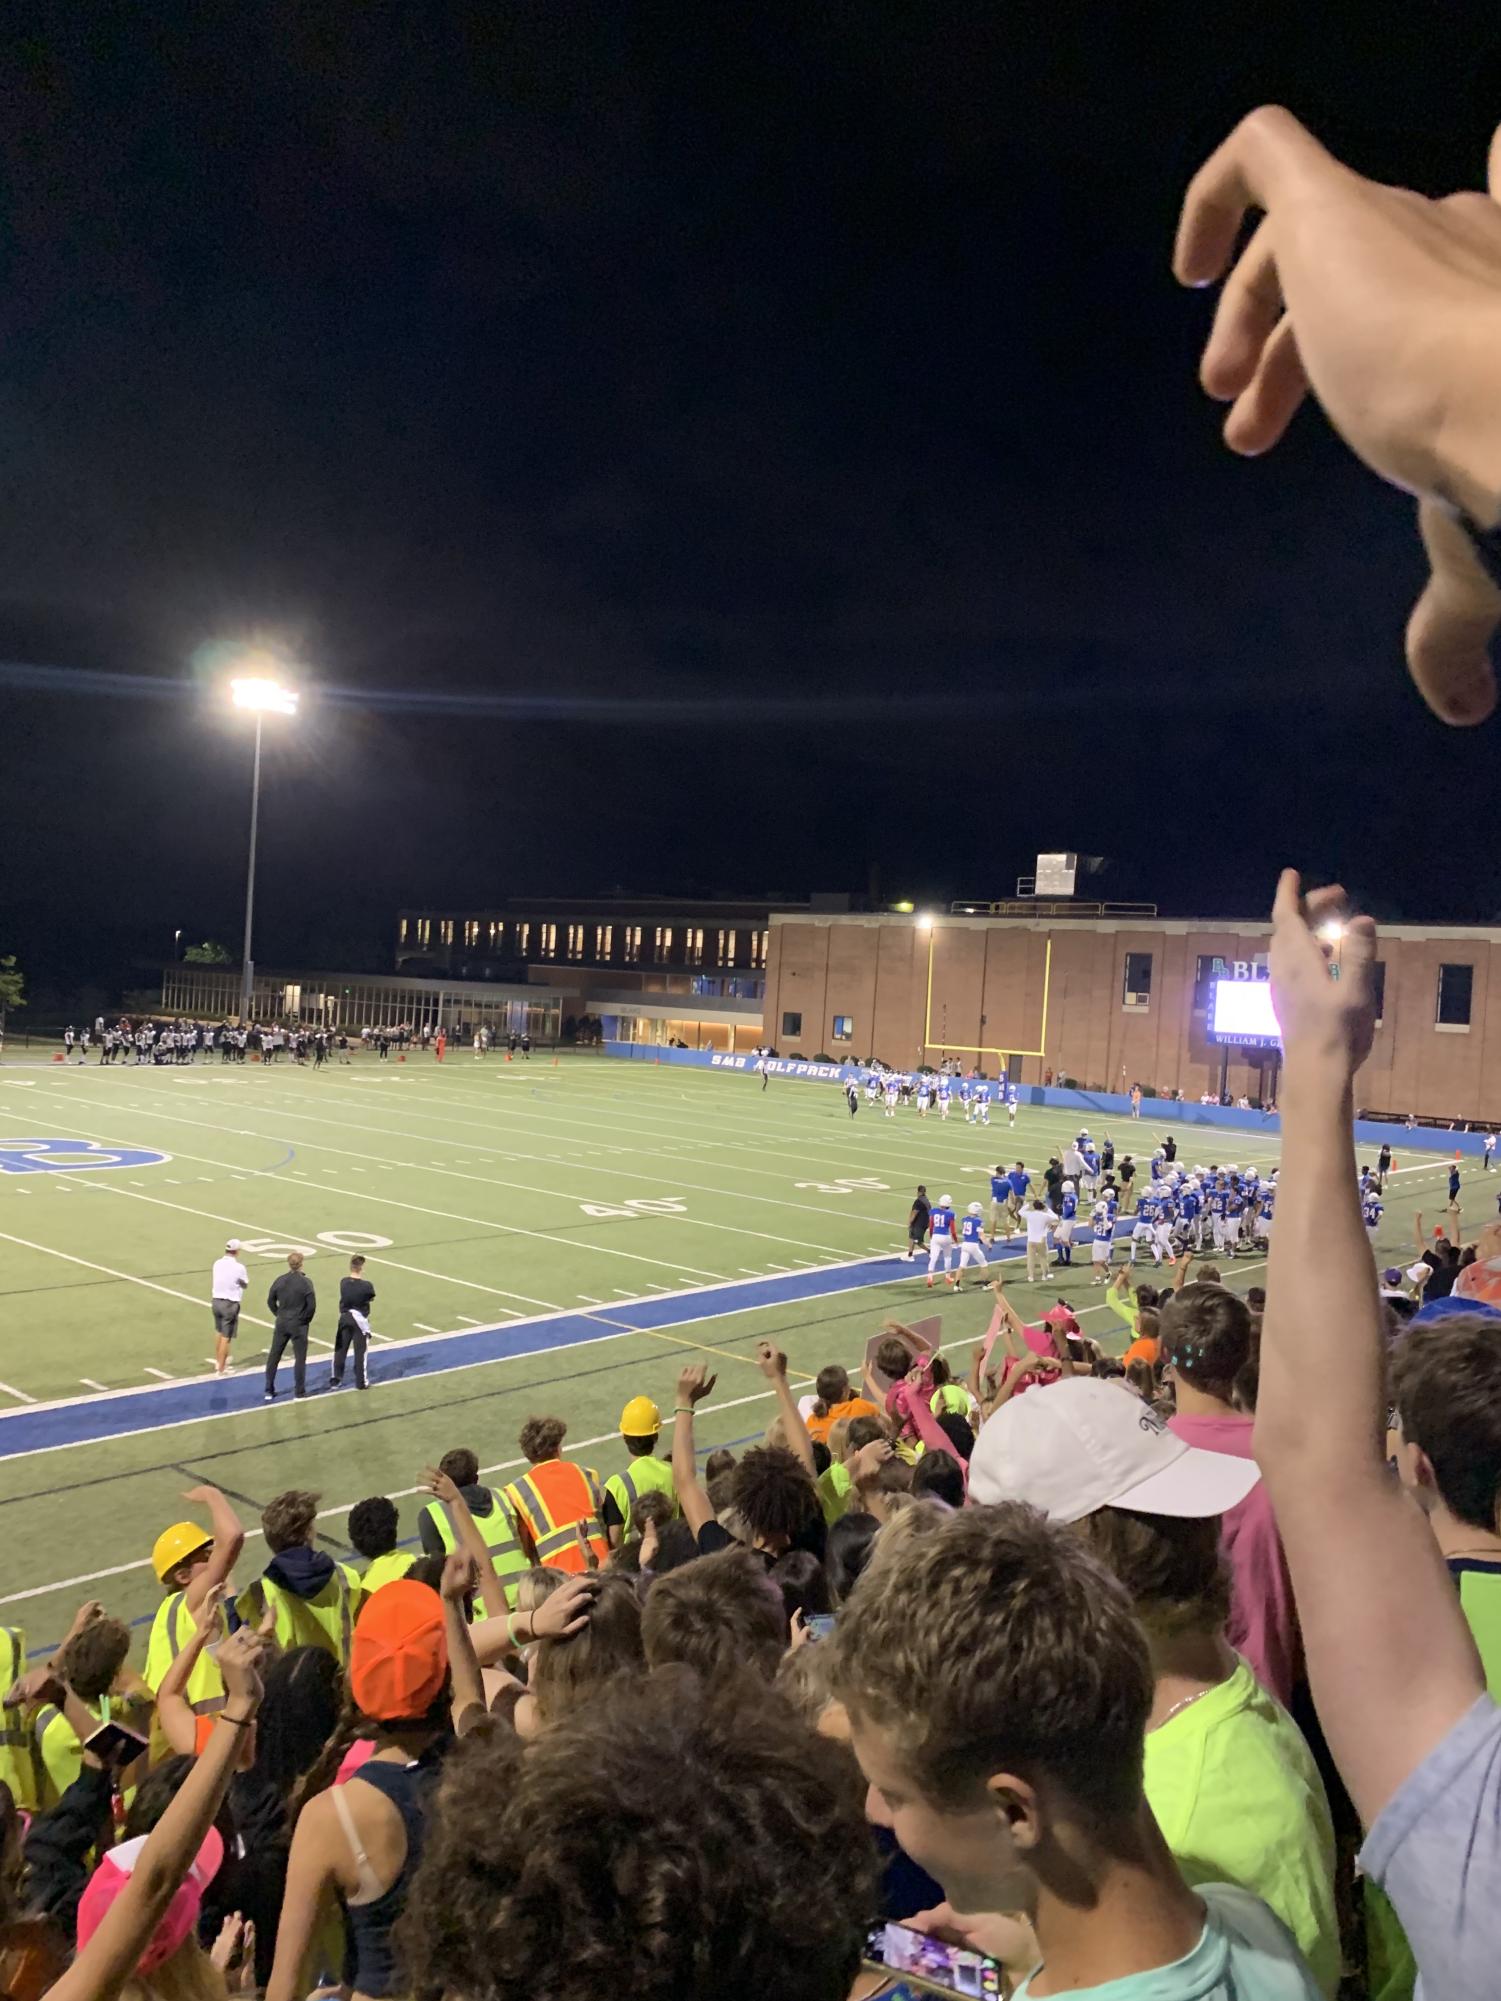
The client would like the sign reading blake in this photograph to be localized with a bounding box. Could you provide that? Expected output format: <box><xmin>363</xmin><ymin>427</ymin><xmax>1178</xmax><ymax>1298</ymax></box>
<box><xmin>1193</xmin><ymin>954</ymin><xmax>1269</xmax><ymax>1006</ymax></box>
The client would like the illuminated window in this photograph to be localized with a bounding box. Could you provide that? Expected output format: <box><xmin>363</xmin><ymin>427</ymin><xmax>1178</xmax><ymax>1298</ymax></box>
<box><xmin>417</xmin><ymin>918</ymin><xmax>431</xmax><ymax>947</ymax></box>
<box><xmin>717</xmin><ymin>928</ymin><xmax>733</xmax><ymax>966</ymax></box>
<box><xmin>749</xmin><ymin>929</ymin><xmax>768</xmax><ymax>968</ymax></box>
<box><xmin>654</xmin><ymin>926</ymin><xmax>673</xmax><ymax>963</ymax></box>
<box><xmin>488</xmin><ymin>920</ymin><xmax>501</xmax><ymax>947</ymax></box>
<box><xmin>464</xmin><ymin>920</ymin><xmax>479</xmax><ymax>947</ymax></box>
<box><xmin>624</xmin><ymin>926</ymin><xmax>642</xmax><ymax>964</ymax></box>
<box><xmin>567</xmin><ymin>924</ymin><xmax>584</xmax><ymax>961</ymax></box>
<box><xmin>686</xmin><ymin>927</ymin><xmax>704</xmax><ymax>966</ymax></box>
<box><xmin>399</xmin><ymin>918</ymin><xmax>409</xmax><ymax>943</ymax></box>
<box><xmin>440</xmin><ymin>919</ymin><xmax>454</xmax><ymax>946</ymax></box>
<box><xmin>541</xmin><ymin>923</ymin><xmax>557</xmax><ymax>960</ymax></box>
<box><xmin>832</xmin><ymin>1014</ymin><xmax>854</xmax><ymax>1042</ymax></box>
<box><xmin>516</xmin><ymin>922</ymin><xmax>530</xmax><ymax>957</ymax></box>
<box><xmin>598</xmin><ymin>924</ymin><xmax>613</xmax><ymax>960</ymax></box>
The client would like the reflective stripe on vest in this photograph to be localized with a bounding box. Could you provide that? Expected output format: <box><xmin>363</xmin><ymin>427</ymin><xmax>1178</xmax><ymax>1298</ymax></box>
<box><xmin>510</xmin><ymin>1465</ymin><xmax>606</xmax><ymax>1567</ymax></box>
<box><xmin>247</xmin><ymin>1571</ymin><xmax>353</xmax><ymax>1662</ymax></box>
<box><xmin>0</xmin><ymin>1628</ymin><xmax>30</xmax><ymax>1753</ymax></box>
<box><xmin>422</xmin><ymin>1497</ymin><xmax>530</xmax><ymax>1608</ymax></box>
<box><xmin>604</xmin><ymin>1453</ymin><xmax>677</xmax><ymax>1527</ymax></box>
<box><xmin>144</xmin><ymin>1593</ymin><xmax>225</xmax><ymax>1716</ymax></box>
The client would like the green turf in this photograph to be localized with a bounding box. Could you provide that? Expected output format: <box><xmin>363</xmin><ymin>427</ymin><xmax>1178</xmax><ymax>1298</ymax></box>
<box><xmin>0</xmin><ymin>1050</ymin><xmax>1472</xmax><ymax>1649</ymax></box>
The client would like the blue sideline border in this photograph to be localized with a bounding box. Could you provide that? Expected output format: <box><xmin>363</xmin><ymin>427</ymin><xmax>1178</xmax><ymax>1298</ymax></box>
<box><xmin>602</xmin><ymin>1042</ymin><xmax>1482</xmax><ymax>1159</ymax></box>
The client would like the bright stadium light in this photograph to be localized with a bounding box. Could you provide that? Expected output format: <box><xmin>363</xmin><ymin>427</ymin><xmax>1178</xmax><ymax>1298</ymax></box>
<box><xmin>231</xmin><ymin>676</ymin><xmax>299</xmax><ymax>717</ymax></box>
<box><xmin>228</xmin><ymin>667</ymin><xmax>301</xmax><ymax>1022</ymax></box>
<box><xmin>916</xmin><ymin>911</ymin><xmax>936</xmax><ymax>931</ymax></box>
<box><xmin>1317</xmin><ymin>919</ymin><xmax>1346</xmax><ymax>944</ymax></box>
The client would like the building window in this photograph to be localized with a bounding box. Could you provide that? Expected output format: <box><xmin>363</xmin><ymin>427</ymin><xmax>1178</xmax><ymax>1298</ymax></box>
<box><xmin>716</xmin><ymin>928</ymin><xmax>733</xmax><ymax>966</ymax></box>
<box><xmin>1122</xmin><ymin>951</ymin><xmax>1152</xmax><ymax>1010</ymax></box>
<box><xmin>417</xmin><ymin>918</ymin><xmax>431</xmax><ymax>947</ymax></box>
<box><xmin>399</xmin><ymin>918</ymin><xmax>409</xmax><ymax>944</ymax></box>
<box><xmin>781</xmin><ymin>1011</ymin><xmax>802</xmax><ymax>1039</ymax></box>
<box><xmin>540</xmin><ymin>923</ymin><xmax>557</xmax><ymax>960</ymax></box>
<box><xmin>516</xmin><ymin>922</ymin><xmax>530</xmax><ymax>958</ymax></box>
<box><xmin>488</xmin><ymin>920</ymin><xmax>500</xmax><ymax>947</ymax></box>
<box><xmin>1372</xmin><ymin>960</ymin><xmax>1386</xmax><ymax>1025</ymax></box>
<box><xmin>1437</xmin><ymin>962</ymin><xmax>1474</xmax><ymax>1028</ymax></box>
<box><xmin>832</xmin><ymin>1014</ymin><xmax>853</xmax><ymax>1042</ymax></box>
<box><xmin>464</xmin><ymin>919</ymin><xmax>479</xmax><ymax>947</ymax></box>
<box><xmin>751</xmin><ymin>929</ymin><xmax>768</xmax><ymax>968</ymax></box>
<box><xmin>624</xmin><ymin>925</ymin><xmax>642</xmax><ymax>964</ymax></box>
<box><xmin>440</xmin><ymin>919</ymin><xmax>454</xmax><ymax>946</ymax></box>
<box><xmin>566</xmin><ymin>923</ymin><xmax>584</xmax><ymax>961</ymax></box>
<box><xmin>654</xmin><ymin>925</ymin><xmax>673</xmax><ymax>964</ymax></box>
<box><xmin>597</xmin><ymin>924</ymin><xmax>613</xmax><ymax>961</ymax></box>
<box><xmin>686</xmin><ymin>927</ymin><xmax>704</xmax><ymax>966</ymax></box>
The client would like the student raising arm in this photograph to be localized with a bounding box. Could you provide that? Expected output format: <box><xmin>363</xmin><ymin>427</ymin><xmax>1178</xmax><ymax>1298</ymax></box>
<box><xmin>1259</xmin><ymin>871</ymin><xmax>1495</xmax><ymax>1992</ymax></box>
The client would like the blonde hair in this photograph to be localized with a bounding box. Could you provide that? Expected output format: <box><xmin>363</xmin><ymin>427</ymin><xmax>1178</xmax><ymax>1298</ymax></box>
<box><xmin>121</xmin><ymin>1940</ymin><xmax>227</xmax><ymax>2001</ymax></box>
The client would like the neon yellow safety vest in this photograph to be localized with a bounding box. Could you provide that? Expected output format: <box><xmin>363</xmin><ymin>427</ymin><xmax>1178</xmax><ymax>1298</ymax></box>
<box><xmin>143</xmin><ymin>1593</ymin><xmax>226</xmax><ymax>1714</ymax></box>
<box><xmin>602</xmin><ymin>1452</ymin><xmax>677</xmax><ymax>1531</ymax></box>
<box><xmin>360</xmin><ymin>1551</ymin><xmax>415</xmax><ymax>1595</ymax></box>
<box><xmin>238</xmin><ymin>1565</ymin><xmax>361</xmax><ymax>1663</ymax></box>
<box><xmin>0</xmin><ymin>1626</ymin><xmax>38</xmax><ymax>1811</ymax></box>
<box><xmin>422</xmin><ymin>1497</ymin><xmax>530</xmax><ymax>1611</ymax></box>
<box><xmin>33</xmin><ymin>1698</ymin><xmax>102</xmax><ymax>1805</ymax></box>
<box><xmin>1458</xmin><ymin>1566</ymin><xmax>1501</xmax><ymax>1697</ymax></box>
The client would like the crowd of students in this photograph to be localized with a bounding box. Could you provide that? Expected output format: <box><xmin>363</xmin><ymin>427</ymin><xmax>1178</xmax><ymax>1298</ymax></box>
<box><xmin>3</xmin><ymin>877</ymin><xmax>1499</xmax><ymax>2001</ymax></box>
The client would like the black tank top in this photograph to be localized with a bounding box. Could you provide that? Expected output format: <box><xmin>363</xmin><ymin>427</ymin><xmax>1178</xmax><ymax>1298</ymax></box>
<box><xmin>339</xmin><ymin>1754</ymin><xmax>440</xmax><ymax>1997</ymax></box>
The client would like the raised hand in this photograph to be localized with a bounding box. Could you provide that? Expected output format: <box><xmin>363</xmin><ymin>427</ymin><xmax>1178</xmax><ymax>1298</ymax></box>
<box><xmin>529</xmin><ymin>1573</ymin><xmax>598</xmax><ymax>1640</ymax></box>
<box><xmin>754</xmin><ymin>1340</ymin><xmax>787</xmax><ymax>1380</ymax></box>
<box><xmin>1269</xmin><ymin>871</ymin><xmax>1378</xmax><ymax>1077</ymax></box>
<box><xmin>439</xmin><ymin>1552</ymin><xmax>476</xmax><ymax>1604</ymax></box>
<box><xmin>214</xmin><ymin>1626</ymin><xmax>265</xmax><ymax>1708</ymax></box>
<box><xmin>676</xmin><ymin>1363</ymin><xmax>717</xmax><ymax>1407</ymax></box>
<box><xmin>1175</xmin><ymin>106</ymin><xmax>1501</xmax><ymax>726</ymax></box>
<box><xmin>421</xmin><ymin>1465</ymin><xmax>461</xmax><ymax>1505</ymax></box>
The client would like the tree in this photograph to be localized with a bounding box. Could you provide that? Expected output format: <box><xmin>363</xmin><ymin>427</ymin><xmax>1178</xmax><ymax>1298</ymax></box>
<box><xmin>0</xmin><ymin>955</ymin><xmax>23</xmax><ymax>1022</ymax></box>
<box><xmin>183</xmin><ymin>941</ymin><xmax>232</xmax><ymax>965</ymax></box>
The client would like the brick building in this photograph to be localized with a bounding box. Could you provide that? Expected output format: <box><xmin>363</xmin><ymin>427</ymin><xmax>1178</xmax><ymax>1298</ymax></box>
<box><xmin>763</xmin><ymin>908</ymin><xmax>1501</xmax><ymax>1121</ymax></box>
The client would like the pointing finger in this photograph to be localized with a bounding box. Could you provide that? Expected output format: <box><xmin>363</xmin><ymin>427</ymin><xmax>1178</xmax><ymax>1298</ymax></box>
<box><xmin>1174</xmin><ymin>106</ymin><xmax>1337</xmax><ymax>287</ymax></box>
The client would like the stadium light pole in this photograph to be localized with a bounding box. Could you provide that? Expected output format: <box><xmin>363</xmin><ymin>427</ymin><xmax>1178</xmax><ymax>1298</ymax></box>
<box><xmin>230</xmin><ymin>675</ymin><xmax>299</xmax><ymax>1023</ymax></box>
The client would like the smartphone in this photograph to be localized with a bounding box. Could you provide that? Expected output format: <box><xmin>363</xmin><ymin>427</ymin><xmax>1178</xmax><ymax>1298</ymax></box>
<box><xmin>805</xmin><ymin>1613</ymin><xmax>836</xmax><ymax>1641</ymax></box>
<box><xmin>84</xmin><ymin>1719</ymin><xmax>150</xmax><ymax>1768</ymax></box>
<box><xmin>865</xmin><ymin>1923</ymin><xmax>1003</xmax><ymax>1999</ymax></box>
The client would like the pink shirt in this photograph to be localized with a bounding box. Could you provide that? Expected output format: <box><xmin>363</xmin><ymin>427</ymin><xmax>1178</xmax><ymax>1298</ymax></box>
<box><xmin>1167</xmin><ymin>1410</ymin><xmax>1299</xmax><ymax>1707</ymax></box>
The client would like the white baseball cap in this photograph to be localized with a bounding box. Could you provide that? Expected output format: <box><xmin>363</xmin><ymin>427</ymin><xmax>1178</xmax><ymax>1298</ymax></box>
<box><xmin>225</xmin><ymin>1238</ymin><xmax>241</xmax><ymax>1252</ymax></box>
<box><xmin>968</xmin><ymin>1378</ymin><xmax>1260</xmax><ymax>1523</ymax></box>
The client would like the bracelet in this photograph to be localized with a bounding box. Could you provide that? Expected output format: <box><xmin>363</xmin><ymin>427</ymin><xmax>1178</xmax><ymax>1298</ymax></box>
<box><xmin>505</xmin><ymin>1612</ymin><xmax>529</xmax><ymax>1648</ymax></box>
<box><xmin>673</xmin><ymin>1405</ymin><xmax>694</xmax><ymax>1416</ymax></box>
<box><xmin>218</xmin><ymin>1710</ymin><xmax>255</xmax><ymax>1728</ymax></box>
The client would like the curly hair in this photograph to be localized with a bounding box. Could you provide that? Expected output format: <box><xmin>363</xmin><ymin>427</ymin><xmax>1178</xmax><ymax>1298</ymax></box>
<box><xmin>518</xmin><ymin>1416</ymin><xmax>567</xmax><ymax>1464</ymax></box>
<box><xmin>830</xmin><ymin>1503</ymin><xmax>1150</xmax><ymax>1826</ymax></box>
<box><xmin>347</xmin><ymin>1496</ymin><xmax>399</xmax><ymax>1561</ymax></box>
<box><xmin>398</xmin><ymin>1668</ymin><xmax>875</xmax><ymax>2001</ymax></box>
<box><xmin>261</xmin><ymin>1489</ymin><xmax>319</xmax><ymax>1554</ymax></box>
<box><xmin>532</xmin><ymin>1575</ymin><xmax>645</xmax><ymax>1727</ymax></box>
<box><xmin>642</xmin><ymin>1547</ymin><xmax>786</xmax><ymax>1681</ymax></box>
<box><xmin>57</xmin><ymin>1616</ymin><xmax>132</xmax><ymax>1701</ymax></box>
<box><xmin>729</xmin><ymin>1446</ymin><xmax>820</xmax><ymax>1550</ymax></box>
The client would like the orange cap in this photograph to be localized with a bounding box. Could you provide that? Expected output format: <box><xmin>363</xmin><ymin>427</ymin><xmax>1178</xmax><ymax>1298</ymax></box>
<box><xmin>351</xmin><ymin>1579</ymin><xmax>448</xmax><ymax>1720</ymax></box>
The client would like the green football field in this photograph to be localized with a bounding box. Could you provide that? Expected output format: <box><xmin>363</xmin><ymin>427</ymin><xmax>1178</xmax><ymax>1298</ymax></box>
<box><xmin>0</xmin><ymin>1050</ymin><xmax>1472</xmax><ymax>1655</ymax></box>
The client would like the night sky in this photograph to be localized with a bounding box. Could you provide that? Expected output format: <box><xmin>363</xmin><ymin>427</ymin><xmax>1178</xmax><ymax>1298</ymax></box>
<box><xmin>5</xmin><ymin>2</ymin><xmax>1501</xmax><ymax>1002</ymax></box>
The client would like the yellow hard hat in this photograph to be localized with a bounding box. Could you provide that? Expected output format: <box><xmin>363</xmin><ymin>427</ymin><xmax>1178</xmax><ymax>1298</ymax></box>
<box><xmin>619</xmin><ymin>1395</ymin><xmax>661</xmax><ymax>1438</ymax></box>
<box><xmin>152</xmin><ymin>1522</ymin><xmax>212</xmax><ymax>1586</ymax></box>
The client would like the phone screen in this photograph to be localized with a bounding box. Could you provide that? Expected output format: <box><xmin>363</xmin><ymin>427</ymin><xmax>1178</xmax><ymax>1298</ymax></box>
<box><xmin>805</xmin><ymin>1613</ymin><xmax>836</xmax><ymax>1640</ymax></box>
<box><xmin>866</xmin><ymin>1924</ymin><xmax>1002</xmax><ymax>1998</ymax></box>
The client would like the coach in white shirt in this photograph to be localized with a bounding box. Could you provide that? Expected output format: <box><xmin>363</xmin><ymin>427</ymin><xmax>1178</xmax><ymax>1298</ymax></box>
<box><xmin>211</xmin><ymin>1238</ymin><xmax>250</xmax><ymax>1376</ymax></box>
<box><xmin>1023</xmin><ymin>1199</ymin><xmax>1058</xmax><ymax>1284</ymax></box>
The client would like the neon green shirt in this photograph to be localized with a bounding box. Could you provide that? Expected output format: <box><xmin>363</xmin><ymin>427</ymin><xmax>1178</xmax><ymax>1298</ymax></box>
<box><xmin>1143</xmin><ymin>1660</ymin><xmax>1338</xmax><ymax>1999</ymax></box>
<box><xmin>817</xmin><ymin>1460</ymin><xmax>852</xmax><ymax>1526</ymax></box>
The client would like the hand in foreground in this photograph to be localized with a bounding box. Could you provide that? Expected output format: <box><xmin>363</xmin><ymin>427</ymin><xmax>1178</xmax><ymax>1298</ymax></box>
<box><xmin>192</xmin><ymin>1582</ymin><xmax>229</xmax><ymax>1636</ymax></box>
<box><xmin>574</xmin><ymin>1521</ymin><xmax>600</xmax><ymax>1572</ymax></box>
<box><xmin>676</xmin><ymin>1363</ymin><xmax>717</xmax><ymax>1407</ymax></box>
<box><xmin>439</xmin><ymin>1552</ymin><xmax>476</xmax><ymax>1604</ymax></box>
<box><xmin>421</xmin><ymin>1465</ymin><xmax>461</xmax><ymax>1506</ymax></box>
<box><xmin>4</xmin><ymin>1666</ymin><xmax>59</xmax><ymax>1711</ymax></box>
<box><xmin>1175</xmin><ymin>106</ymin><xmax>1501</xmax><ymax>725</ymax></box>
<box><xmin>65</xmin><ymin>1599</ymin><xmax>106</xmax><ymax>1642</ymax></box>
<box><xmin>903</xmin><ymin>1903</ymin><xmax>1038</xmax><ymax>1970</ymax></box>
<box><xmin>529</xmin><ymin>1573</ymin><xmax>598</xmax><ymax>1640</ymax></box>
<box><xmin>214</xmin><ymin>1626</ymin><xmax>265</xmax><ymax>1708</ymax></box>
<box><xmin>850</xmin><ymin>1439</ymin><xmax>894</xmax><ymax>1486</ymax></box>
<box><xmin>210</xmin><ymin>1913</ymin><xmax>256</xmax><ymax>1993</ymax></box>
<box><xmin>1269</xmin><ymin>872</ymin><xmax>1378</xmax><ymax>1075</ymax></box>
<box><xmin>754</xmin><ymin>1339</ymin><xmax>787</xmax><ymax>1380</ymax></box>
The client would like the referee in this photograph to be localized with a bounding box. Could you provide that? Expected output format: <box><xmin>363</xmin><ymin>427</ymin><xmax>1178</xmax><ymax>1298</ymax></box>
<box><xmin>210</xmin><ymin>1238</ymin><xmax>249</xmax><ymax>1376</ymax></box>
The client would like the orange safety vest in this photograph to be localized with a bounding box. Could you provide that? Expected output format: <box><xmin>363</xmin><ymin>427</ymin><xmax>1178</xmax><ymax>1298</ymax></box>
<box><xmin>504</xmin><ymin>1459</ymin><xmax>608</xmax><ymax>1572</ymax></box>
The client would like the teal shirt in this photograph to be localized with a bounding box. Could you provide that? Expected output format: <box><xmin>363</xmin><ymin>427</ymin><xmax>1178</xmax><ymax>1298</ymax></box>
<box><xmin>1014</xmin><ymin>1883</ymin><xmax>1322</xmax><ymax>2000</ymax></box>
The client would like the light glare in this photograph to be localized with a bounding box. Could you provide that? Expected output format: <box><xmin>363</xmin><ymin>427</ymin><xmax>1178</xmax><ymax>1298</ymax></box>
<box><xmin>231</xmin><ymin>676</ymin><xmax>299</xmax><ymax>717</ymax></box>
<box><xmin>1317</xmin><ymin>920</ymin><xmax>1345</xmax><ymax>944</ymax></box>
